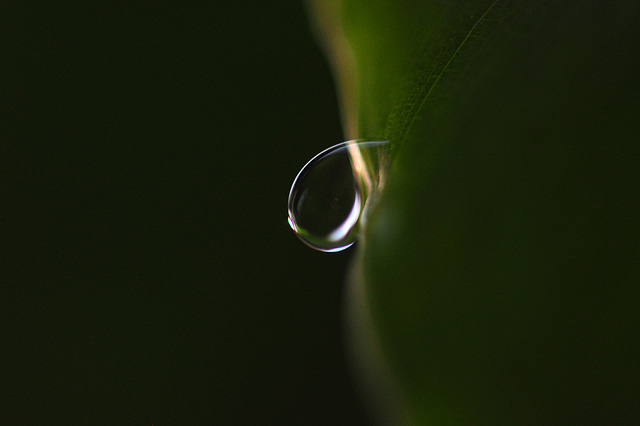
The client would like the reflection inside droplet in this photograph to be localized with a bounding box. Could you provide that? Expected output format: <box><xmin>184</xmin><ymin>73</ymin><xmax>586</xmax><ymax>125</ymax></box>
<box><xmin>287</xmin><ymin>140</ymin><xmax>390</xmax><ymax>252</ymax></box>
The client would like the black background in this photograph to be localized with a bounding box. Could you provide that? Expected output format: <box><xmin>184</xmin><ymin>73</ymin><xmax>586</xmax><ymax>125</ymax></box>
<box><xmin>2</xmin><ymin>2</ymin><xmax>370</xmax><ymax>424</ymax></box>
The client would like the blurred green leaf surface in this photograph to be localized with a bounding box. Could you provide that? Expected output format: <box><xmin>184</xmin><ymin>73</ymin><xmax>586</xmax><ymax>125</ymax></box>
<box><xmin>312</xmin><ymin>0</ymin><xmax>640</xmax><ymax>423</ymax></box>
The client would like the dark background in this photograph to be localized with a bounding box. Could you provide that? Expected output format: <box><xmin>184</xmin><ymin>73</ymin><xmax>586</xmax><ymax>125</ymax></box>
<box><xmin>2</xmin><ymin>2</ymin><xmax>370</xmax><ymax>424</ymax></box>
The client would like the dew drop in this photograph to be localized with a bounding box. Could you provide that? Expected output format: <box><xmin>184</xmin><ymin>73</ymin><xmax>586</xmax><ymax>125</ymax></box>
<box><xmin>287</xmin><ymin>139</ymin><xmax>390</xmax><ymax>252</ymax></box>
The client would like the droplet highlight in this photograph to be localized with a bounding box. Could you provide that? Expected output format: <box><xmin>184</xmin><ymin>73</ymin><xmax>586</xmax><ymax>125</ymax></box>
<box><xmin>287</xmin><ymin>140</ymin><xmax>390</xmax><ymax>252</ymax></box>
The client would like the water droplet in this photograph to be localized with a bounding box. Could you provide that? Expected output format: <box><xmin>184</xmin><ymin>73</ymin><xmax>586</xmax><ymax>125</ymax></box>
<box><xmin>287</xmin><ymin>139</ymin><xmax>390</xmax><ymax>252</ymax></box>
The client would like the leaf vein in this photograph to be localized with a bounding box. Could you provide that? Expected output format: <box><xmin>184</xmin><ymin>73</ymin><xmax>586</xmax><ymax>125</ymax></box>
<box><xmin>384</xmin><ymin>0</ymin><xmax>501</xmax><ymax>148</ymax></box>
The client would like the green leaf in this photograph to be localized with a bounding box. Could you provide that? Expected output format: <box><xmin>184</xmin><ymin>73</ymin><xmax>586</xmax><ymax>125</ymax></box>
<box><xmin>310</xmin><ymin>1</ymin><xmax>640</xmax><ymax>424</ymax></box>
